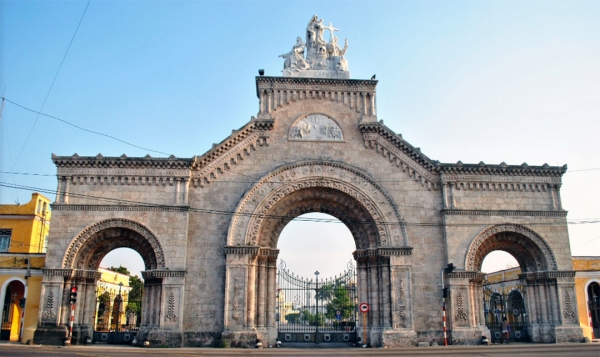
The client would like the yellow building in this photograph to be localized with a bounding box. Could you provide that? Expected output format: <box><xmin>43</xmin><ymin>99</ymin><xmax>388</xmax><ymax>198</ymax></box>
<box><xmin>0</xmin><ymin>193</ymin><xmax>51</xmax><ymax>342</ymax></box>
<box><xmin>94</xmin><ymin>268</ymin><xmax>133</xmax><ymax>335</ymax></box>
<box><xmin>573</xmin><ymin>256</ymin><xmax>600</xmax><ymax>341</ymax></box>
<box><xmin>485</xmin><ymin>257</ymin><xmax>600</xmax><ymax>342</ymax></box>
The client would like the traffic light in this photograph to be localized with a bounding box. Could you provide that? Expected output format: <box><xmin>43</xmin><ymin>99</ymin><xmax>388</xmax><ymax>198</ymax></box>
<box><xmin>19</xmin><ymin>298</ymin><xmax>26</xmax><ymax>308</ymax></box>
<box><xmin>69</xmin><ymin>286</ymin><xmax>78</xmax><ymax>304</ymax></box>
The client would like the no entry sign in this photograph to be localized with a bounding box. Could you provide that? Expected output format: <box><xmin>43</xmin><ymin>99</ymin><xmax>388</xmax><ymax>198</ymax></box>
<box><xmin>359</xmin><ymin>302</ymin><xmax>370</xmax><ymax>313</ymax></box>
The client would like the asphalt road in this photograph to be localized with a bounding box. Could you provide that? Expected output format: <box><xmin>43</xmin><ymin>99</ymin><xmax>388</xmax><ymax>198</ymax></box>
<box><xmin>0</xmin><ymin>343</ymin><xmax>598</xmax><ymax>357</ymax></box>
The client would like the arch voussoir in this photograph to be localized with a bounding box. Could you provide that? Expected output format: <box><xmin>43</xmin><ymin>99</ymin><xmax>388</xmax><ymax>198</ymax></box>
<box><xmin>466</xmin><ymin>223</ymin><xmax>557</xmax><ymax>272</ymax></box>
<box><xmin>63</xmin><ymin>218</ymin><xmax>166</xmax><ymax>270</ymax></box>
<box><xmin>227</xmin><ymin>160</ymin><xmax>408</xmax><ymax>249</ymax></box>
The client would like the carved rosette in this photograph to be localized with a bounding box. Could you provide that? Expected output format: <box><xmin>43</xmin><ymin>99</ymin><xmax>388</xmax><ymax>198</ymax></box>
<box><xmin>465</xmin><ymin>224</ymin><xmax>557</xmax><ymax>272</ymax></box>
<box><xmin>228</xmin><ymin>161</ymin><xmax>407</xmax><ymax>248</ymax></box>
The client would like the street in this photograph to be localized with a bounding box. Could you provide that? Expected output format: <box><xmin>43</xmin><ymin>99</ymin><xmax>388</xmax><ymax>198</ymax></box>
<box><xmin>0</xmin><ymin>343</ymin><xmax>598</xmax><ymax>357</ymax></box>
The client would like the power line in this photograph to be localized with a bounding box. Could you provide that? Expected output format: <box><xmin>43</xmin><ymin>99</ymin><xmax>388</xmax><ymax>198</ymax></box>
<box><xmin>2</xmin><ymin>97</ymin><xmax>172</xmax><ymax>156</ymax></box>
<box><xmin>2</xmin><ymin>181</ymin><xmax>599</xmax><ymax>227</ymax></box>
<box><xmin>11</xmin><ymin>1</ymin><xmax>92</xmax><ymax>172</ymax></box>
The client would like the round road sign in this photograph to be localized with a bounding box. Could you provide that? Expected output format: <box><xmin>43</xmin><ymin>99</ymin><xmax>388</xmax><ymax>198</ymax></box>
<box><xmin>359</xmin><ymin>302</ymin><xmax>370</xmax><ymax>313</ymax></box>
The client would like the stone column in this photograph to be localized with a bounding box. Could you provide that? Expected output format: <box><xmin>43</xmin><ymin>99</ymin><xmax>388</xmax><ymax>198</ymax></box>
<box><xmin>257</xmin><ymin>258</ymin><xmax>266</xmax><ymax>327</ymax></box>
<box><xmin>368</xmin><ymin>257</ymin><xmax>380</xmax><ymax>327</ymax></box>
<box><xmin>380</xmin><ymin>257</ymin><xmax>391</xmax><ymax>328</ymax></box>
<box><xmin>246</xmin><ymin>256</ymin><xmax>257</xmax><ymax>328</ymax></box>
<box><xmin>446</xmin><ymin>272</ymin><xmax>490</xmax><ymax>345</ymax></box>
<box><xmin>448</xmin><ymin>183</ymin><xmax>456</xmax><ymax>209</ymax></box>
<box><xmin>441</xmin><ymin>183</ymin><xmax>449</xmax><ymax>209</ymax></box>
<box><xmin>266</xmin><ymin>258</ymin><xmax>276</xmax><ymax>327</ymax></box>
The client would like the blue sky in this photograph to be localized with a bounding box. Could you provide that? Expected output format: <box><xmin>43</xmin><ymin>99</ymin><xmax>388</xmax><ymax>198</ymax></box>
<box><xmin>2</xmin><ymin>0</ymin><xmax>599</xmax><ymax>277</ymax></box>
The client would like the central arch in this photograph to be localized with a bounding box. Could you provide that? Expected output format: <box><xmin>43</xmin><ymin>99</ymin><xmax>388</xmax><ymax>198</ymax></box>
<box><xmin>224</xmin><ymin>161</ymin><xmax>414</xmax><ymax>346</ymax></box>
<box><xmin>228</xmin><ymin>160</ymin><xmax>408</xmax><ymax>248</ymax></box>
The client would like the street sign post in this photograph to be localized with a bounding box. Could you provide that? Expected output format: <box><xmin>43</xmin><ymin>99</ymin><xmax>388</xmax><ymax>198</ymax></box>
<box><xmin>359</xmin><ymin>303</ymin><xmax>369</xmax><ymax>345</ymax></box>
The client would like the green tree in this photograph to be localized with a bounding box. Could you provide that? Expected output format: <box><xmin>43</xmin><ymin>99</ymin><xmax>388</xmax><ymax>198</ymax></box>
<box><xmin>108</xmin><ymin>266</ymin><xmax>130</xmax><ymax>275</ymax></box>
<box><xmin>285</xmin><ymin>312</ymin><xmax>300</xmax><ymax>323</ymax></box>
<box><xmin>129</xmin><ymin>275</ymin><xmax>144</xmax><ymax>301</ymax></box>
<box><xmin>325</xmin><ymin>285</ymin><xmax>355</xmax><ymax>320</ymax></box>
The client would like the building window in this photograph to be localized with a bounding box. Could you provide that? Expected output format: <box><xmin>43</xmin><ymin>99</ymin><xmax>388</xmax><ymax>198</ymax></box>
<box><xmin>0</xmin><ymin>229</ymin><xmax>11</xmax><ymax>252</ymax></box>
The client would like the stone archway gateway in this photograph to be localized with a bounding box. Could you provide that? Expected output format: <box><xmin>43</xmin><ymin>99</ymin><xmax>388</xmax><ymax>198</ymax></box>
<box><xmin>36</xmin><ymin>16</ymin><xmax>582</xmax><ymax>347</ymax></box>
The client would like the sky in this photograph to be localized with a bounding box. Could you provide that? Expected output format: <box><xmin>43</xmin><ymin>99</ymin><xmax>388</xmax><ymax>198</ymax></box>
<box><xmin>1</xmin><ymin>0</ymin><xmax>599</xmax><ymax>278</ymax></box>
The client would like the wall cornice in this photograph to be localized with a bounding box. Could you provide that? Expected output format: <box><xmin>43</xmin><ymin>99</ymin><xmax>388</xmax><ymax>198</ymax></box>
<box><xmin>52</xmin><ymin>153</ymin><xmax>193</xmax><ymax>170</ymax></box>
<box><xmin>190</xmin><ymin>120</ymin><xmax>273</xmax><ymax>187</ymax></box>
<box><xmin>51</xmin><ymin>204</ymin><xmax>189</xmax><ymax>212</ymax></box>
<box><xmin>442</xmin><ymin>209</ymin><xmax>568</xmax><ymax>217</ymax></box>
<box><xmin>142</xmin><ymin>269</ymin><xmax>186</xmax><ymax>279</ymax></box>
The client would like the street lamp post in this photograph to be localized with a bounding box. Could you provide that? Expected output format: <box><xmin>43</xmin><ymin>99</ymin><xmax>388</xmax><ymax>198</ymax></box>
<box><xmin>315</xmin><ymin>270</ymin><xmax>320</xmax><ymax>344</ymax></box>
<box><xmin>116</xmin><ymin>283</ymin><xmax>123</xmax><ymax>336</ymax></box>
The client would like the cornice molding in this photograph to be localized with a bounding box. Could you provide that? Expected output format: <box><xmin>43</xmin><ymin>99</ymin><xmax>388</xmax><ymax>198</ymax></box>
<box><xmin>51</xmin><ymin>204</ymin><xmax>189</xmax><ymax>212</ymax></box>
<box><xmin>142</xmin><ymin>269</ymin><xmax>186</xmax><ymax>279</ymax></box>
<box><xmin>447</xmin><ymin>271</ymin><xmax>486</xmax><ymax>280</ymax></box>
<box><xmin>52</xmin><ymin>154</ymin><xmax>193</xmax><ymax>170</ymax></box>
<box><xmin>224</xmin><ymin>246</ymin><xmax>260</xmax><ymax>256</ymax></box>
<box><xmin>442</xmin><ymin>209</ymin><xmax>568</xmax><ymax>217</ymax></box>
<box><xmin>438</xmin><ymin>162</ymin><xmax>566</xmax><ymax>177</ymax></box>
<box><xmin>255</xmin><ymin>76</ymin><xmax>378</xmax><ymax>121</ymax></box>
<box><xmin>361</xmin><ymin>130</ymin><xmax>440</xmax><ymax>190</ymax></box>
<box><xmin>42</xmin><ymin>268</ymin><xmax>102</xmax><ymax>279</ymax></box>
<box><xmin>360</xmin><ymin>122</ymin><xmax>438</xmax><ymax>172</ymax></box>
<box><xmin>190</xmin><ymin>120</ymin><xmax>273</xmax><ymax>187</ymax></box>
<box><xmin>359</xmin><ymin>122</ymin><xmax>566</xmax><ymax>184</ymax></box>
<box><xmin>353</xmin><ymin>247</ymin><xmax>413</xmax><ymax>260</ymax></box>
<box><xmin>255</xmin><ymin>76</ymin><xmax>378</xmax><ymax>93</ymax></box>
<box><xmin>519</xmin><ymin>271</ymin><xmax>576</xmax><ymax>280</ymax></box>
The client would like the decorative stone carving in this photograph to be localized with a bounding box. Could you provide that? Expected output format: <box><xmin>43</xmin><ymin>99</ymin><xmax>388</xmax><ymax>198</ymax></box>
<box><xmin>289</xmin><ymin>114</ymin><xmax>343</xmax><ymax>141</ymax></box>
<box><xmin>42</xmin><ymin>290</ymin><xmax>56</xmax><ymax>321</ymax></box>
<box><xmin>455</xmin><ymin>292</ymin><xmax>468</xmax><ymax>322</ymax></box>
<box><xmin>466</xmin><ymin>224</ymin><xmax>557</xmax><ymax>272</ymax></box>
<box><xmin>165</xmin><ymin>291</ymin><xmax>178</xmax><ymax>322</ymax></box>
<box><xmin>228</xmin><ymin>161</ymin><xmax>407</xmax><ymax>249</ymax></box>
<box><xmin>63</xmin><ymin>218</ymin><xmax>166</xmax><ymax>270</ymax></box>
<box><xmin>564</xmin><ymin>291</ymin><xmax>576</xmax><ymax>319</ymax></box>
<box><xmin>281</xmin><ymin>16</ymin><xmax>349</xmax><ymax>78</ymax></box>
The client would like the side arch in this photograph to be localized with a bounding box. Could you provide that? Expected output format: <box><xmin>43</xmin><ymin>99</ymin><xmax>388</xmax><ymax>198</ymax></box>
<box><xmin>62</xmin><ymin>218</ymin><xmax>166</xmax><ymax>270</ymax></box>
<box><xmin>227</xmin><ymin>160</ymin><xmax>408</xmax><ymax>249</ymax></box>
<box><xmin>465</xmin><ymin>223</ymin><xmax>557</xmax><ymax>272</ymax></box>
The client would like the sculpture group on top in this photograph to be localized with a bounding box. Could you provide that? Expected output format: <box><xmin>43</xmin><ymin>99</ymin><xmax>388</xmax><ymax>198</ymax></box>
<box><xmin>280</xmin><ymin>15</ymin><xmax>349</xmax><ymax>78</ymax></box>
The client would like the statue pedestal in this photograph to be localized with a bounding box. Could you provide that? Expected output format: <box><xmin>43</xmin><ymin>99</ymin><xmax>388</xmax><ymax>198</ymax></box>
<box><xmin>283</xmin><ymin>69</ymin><xmax>350</xmax><ymax>79</ymax></box>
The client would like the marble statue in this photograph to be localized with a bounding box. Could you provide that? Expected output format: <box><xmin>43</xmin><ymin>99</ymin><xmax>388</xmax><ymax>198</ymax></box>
<box><xmin>279</xmin><ymin>37</ymin><xmax>310</xmax><ymax>71</ymax></box>
<box><xmin>281</xmin><ymin>15</ymin><xmax>350</xmax><ymax>78</ymax></box>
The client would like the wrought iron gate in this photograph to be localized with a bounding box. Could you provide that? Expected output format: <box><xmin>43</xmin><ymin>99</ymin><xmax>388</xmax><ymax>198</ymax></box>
<box><xmin>93</xmin><ymin>292</ymin><xmax>141</xmax><ymax>344</ymax></box>
<box><xmin>483</xmin><ymin>279</ymin><xmax>528</xmax><ymax>342</ymax></box>
<box><xmin>277</xmin><ymin>260</ymin><xmax>357</xmax><ymax>343</ymax></box>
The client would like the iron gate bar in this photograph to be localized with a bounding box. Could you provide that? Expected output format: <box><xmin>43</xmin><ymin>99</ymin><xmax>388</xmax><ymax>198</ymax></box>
<box><xmin>277</xmin><ymin>260</ymin><xmax>357</xmax><ymax>343</ymax></box>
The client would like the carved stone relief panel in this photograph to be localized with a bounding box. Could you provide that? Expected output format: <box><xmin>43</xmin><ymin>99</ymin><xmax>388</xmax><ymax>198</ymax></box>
<box><xmin>226</xmin><ymin>267</ymin><xmax>247</xmax><ymax>329</ymax></box>
<box><xmin>391</xmin><ymin>267</ymin><xmax>411</xmax><ymax>328</ymax></box>
<box><xmin>289</xmin><ymin>114</ymin><xmax>344</xmax><ymax>141</ymax></box>
<box><xmin>453</xmin><ymin>290</ymin><xmax>469</xmax><ymax>326</ymax></box>
<box><xmin>41</xmin><ymin>288</ymin><xmax>58</xmax><ymax>323</ymax></box>
<box><xmin>164</xmin><ymin>291</ymin><xmax>179</xmax><ymax>324</ymax></box>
